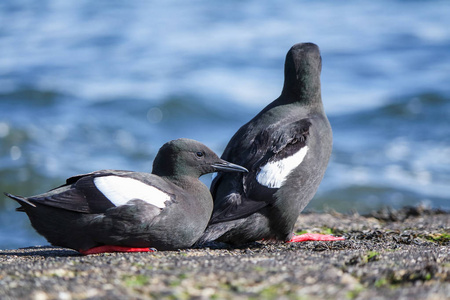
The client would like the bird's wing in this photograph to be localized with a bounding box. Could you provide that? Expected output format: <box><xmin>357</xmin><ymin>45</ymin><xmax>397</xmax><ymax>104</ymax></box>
<box><xmin>63</xmin><ymin>170</ymin><xmax>132</xmax><ymax>185</ymax></box>
<box><xmin>248</xmin><ymin>118</ymin><xmax>311</xmax><ymax>168</ymax></box>
<box><xmin>26</xmin><ymin>171</ymin><xmax>175</xmax><ymax>214</ymax></box>
<box><xmin>209</xmin><ymin>171</ymin><xmax>268</xmax><ymax>224</ymax></box>
<box><xmin>209</xmin><ymin>119</ymin><xmax>312</xmax><ymax>224</ymax></box>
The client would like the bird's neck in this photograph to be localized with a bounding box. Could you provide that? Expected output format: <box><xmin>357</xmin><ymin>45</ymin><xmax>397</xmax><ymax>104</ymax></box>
<box><xmin>153</xmin><ymin>162</ymin><xmax>202</xmax><ymax>179</ymax></box>
<box><xmin>261</xmin><ymin>90</ymin><xmax>324</xmax><ymax>117</ymax></box>
<box><xmin>279</xmin><ymin>81</ymin><xmax>322</xmax><ymax>107</ymax></box>
<box><xmin>163</xmin><ymin>175</ymin><xmax>207</xmax><ymax>193</ymax></box>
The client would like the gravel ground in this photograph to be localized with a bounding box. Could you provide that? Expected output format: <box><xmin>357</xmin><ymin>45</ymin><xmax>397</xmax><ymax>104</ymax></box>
<box><xmin>0</xmin><ymin>206</ymin><xmax>448</xmax><ymax>300</ymax></box>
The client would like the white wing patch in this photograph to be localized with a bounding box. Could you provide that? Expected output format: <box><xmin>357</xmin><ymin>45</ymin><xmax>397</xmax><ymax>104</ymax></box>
<box><xmin>256</xmin><ymin>146</ymin><xmax>309</xmax><ymax>188</ymax></box>
<box><xmin>94</xmin><ymin>176</ymin><xmax>170</xmax><ymax>208</ymax></box>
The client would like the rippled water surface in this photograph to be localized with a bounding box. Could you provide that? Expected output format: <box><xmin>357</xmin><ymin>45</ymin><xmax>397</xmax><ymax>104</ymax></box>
<box><xmin>1</xmin><ymin>0</ymin><xmax>449</xmax><ymax>249</ymax></box>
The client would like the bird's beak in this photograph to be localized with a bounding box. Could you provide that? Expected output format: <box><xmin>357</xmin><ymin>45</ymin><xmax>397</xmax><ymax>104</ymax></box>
<box><xmin>212</xmin><ymin>160</ymin><xmax>248</xmax><ymax>173</ymax></box>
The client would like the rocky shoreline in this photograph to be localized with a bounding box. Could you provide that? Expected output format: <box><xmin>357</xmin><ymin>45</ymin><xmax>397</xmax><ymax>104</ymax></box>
<box><xmin>1</xmin><ymin>206</ymin><xmax>448</xmax><ymax>299</ymax></box>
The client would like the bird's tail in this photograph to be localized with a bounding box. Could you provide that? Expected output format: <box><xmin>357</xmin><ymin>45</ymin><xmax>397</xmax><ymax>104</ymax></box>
<box><xmin>3</xmin><ymin>192</ymin><xmax>36</xmax><ymax>209</ymax></box>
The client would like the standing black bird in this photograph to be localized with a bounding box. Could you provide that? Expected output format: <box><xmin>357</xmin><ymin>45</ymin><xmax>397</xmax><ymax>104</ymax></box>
<box><xmin>5</xmin><ymin>138</ymin><xmax>247</xmax><ymax>254</ymax></box>
<box><xmin>198</xmin><ymin>43</ymin><xmax>343</xmax><ymax>245</ymax></box>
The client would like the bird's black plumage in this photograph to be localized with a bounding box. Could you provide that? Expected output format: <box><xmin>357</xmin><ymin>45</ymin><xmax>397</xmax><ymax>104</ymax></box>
<box><xmin>198</xmin><ymin>43</ymin><xmax>332</xmax><ymax>245</ymax></box>
<box><xmin>5</xmin><ymin>138</ymin><xmax>247</xmax><ymax>252</ymax></box>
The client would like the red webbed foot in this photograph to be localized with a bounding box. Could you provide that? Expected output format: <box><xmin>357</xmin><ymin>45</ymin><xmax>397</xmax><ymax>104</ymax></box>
<box><xmin>79</xmin><ymin>245</ymin><xmax>156</xmax><ymax>255</ymax></box>
<box><xmin>287</xmin><ymin>233</ymin><xmax>345</xmax><ymax>243</ymax></box>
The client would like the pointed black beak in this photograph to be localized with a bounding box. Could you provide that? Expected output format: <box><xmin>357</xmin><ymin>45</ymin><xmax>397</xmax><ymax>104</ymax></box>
<box><xmin>212</xmin><ymin>160</ymin><xmax>248</xmax><ymax>173</ymax></box>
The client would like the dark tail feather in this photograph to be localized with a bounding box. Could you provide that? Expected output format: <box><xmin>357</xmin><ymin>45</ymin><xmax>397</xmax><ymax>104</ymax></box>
<box><xmin>4</xmin><ymin>192</ymin><xmax>36</xmax><ymax>208</ymax></box>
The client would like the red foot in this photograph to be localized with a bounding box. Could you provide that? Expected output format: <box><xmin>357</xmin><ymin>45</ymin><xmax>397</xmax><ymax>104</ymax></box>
<box><xmin>79</xmin><ymin>245</ymin><xmax>156</xmax><ymax>255</ymax></box>
<box><xmin>287</xmin><ymin>233</ymin><xmax>345</xmax><ymax>243</ymax></box>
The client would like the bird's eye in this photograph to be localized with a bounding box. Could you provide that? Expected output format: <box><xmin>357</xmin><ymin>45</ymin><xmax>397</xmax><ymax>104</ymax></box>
<box><xmin>196</xmin><ymin>151</ymin><xmax>204</xmax><ymax>158</ymax></box>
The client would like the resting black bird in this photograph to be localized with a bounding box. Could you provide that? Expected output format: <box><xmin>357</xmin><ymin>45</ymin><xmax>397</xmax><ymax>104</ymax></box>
<box><xmin>5</xmin><ymin>138</ymin><xmax>247</xmax><ymax>254</ymax></box>
<box><xmin>198</xmin><ymin>43</ymin><xmax>343</xmax><ymax>245</ymax></box>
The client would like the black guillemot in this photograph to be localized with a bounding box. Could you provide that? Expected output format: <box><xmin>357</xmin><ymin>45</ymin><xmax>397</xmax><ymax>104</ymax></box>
<box><xmin>197</xmin><ymin>43</ymin><xmax>343</xmax><ymax>245</ymax></box>
<box><xmin>5</xmin><ymin>138</ymin><xmax>247</xmax><ymax>254</ymax></box>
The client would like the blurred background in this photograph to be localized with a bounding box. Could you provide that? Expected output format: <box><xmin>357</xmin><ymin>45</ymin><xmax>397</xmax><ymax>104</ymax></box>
<box><xmin>1</xmin><ymin>0</ymin><xmax>449</xmax><ymax>249</ymax></box>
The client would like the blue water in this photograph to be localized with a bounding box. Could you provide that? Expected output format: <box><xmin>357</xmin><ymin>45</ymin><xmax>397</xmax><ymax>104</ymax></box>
<box><xmin>1</xmin><ymin>0</ymin><xmax>449</xmax><ymax>249</ymax></box>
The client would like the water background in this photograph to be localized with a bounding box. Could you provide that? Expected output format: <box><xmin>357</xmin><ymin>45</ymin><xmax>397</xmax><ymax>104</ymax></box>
<box><xmin>1</xmin><ymin>0</ymin><xmax>449</xmax><ymax>249</ymax></box>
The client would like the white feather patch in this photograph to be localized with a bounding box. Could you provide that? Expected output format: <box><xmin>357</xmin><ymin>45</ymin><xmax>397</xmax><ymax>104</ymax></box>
<box><xmin>256</xmin><ymin>146</ymin><xmax>309</xmax><ymax>188</ymax></box>
<box><xmin>94</xmin><ymin>176</ymin><xmax>170</xmax><ymax>208</ymax></box>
